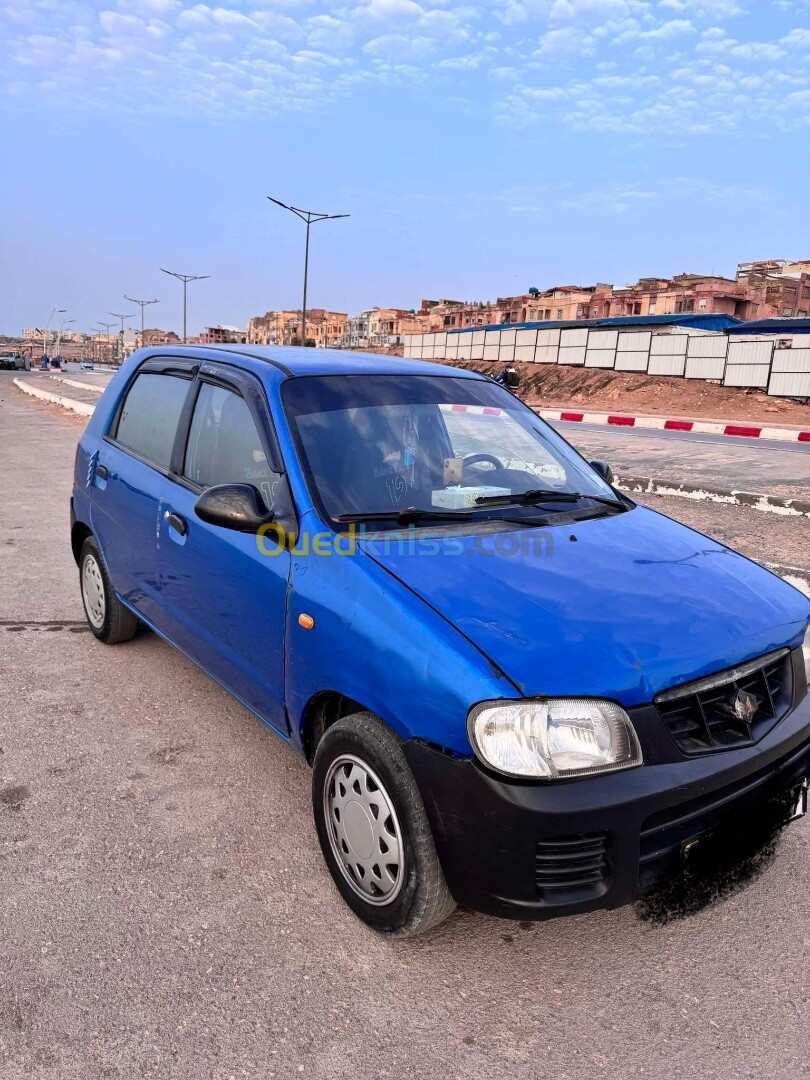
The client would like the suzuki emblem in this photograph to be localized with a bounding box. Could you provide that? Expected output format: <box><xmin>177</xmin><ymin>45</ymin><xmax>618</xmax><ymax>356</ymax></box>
<box><xmin>730</xmin><ymin>689</ymin><xmax>758</xmax><ymax>723</ymax></box>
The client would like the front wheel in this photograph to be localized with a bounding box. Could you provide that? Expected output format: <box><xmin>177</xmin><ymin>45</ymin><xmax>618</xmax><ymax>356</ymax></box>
<box><xmin>312</xmin><ymin>712</ymin><xmax>456</xmax><ymax>936</ymax></box>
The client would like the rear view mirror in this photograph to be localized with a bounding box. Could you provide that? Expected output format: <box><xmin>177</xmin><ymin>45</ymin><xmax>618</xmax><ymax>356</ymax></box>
<box><xmin>590</xmin><ymin>460</ymin><xmax>614</xmax><ymax>485</ymax></box>
<box><xmin>195</xmin><ymin>484</ymin><xmax>275</xmax><ymax>533</ymax></box>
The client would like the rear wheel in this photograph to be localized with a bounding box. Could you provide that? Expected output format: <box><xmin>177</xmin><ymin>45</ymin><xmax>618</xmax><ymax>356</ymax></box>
<box><xmin>79</xmin><ymin>536</ymin><xmax>138</xmax><ymax>644</ymax></box>
<box><xmin>312</xmin><ymin>711</ymin><xmax>456</xmax><ymax>936</ymax></box>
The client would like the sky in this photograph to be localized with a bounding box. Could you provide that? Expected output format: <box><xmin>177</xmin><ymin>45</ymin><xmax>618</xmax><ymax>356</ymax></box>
<box><xmin>2</xmin><ymin>0</ymin><xmax>809</xmax><ymax>337</ymax></box>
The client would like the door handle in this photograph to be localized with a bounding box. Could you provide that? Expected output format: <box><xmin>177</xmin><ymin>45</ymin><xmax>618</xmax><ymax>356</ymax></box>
<box><xmin>166</xmin><ymin>512</ymin><xmax>187</xmax><ymax>536</ymax></box>
<box><xmin>95</xmin><ymin>464</ymin><xmax>108</xmax><ymax>480</ymax></box>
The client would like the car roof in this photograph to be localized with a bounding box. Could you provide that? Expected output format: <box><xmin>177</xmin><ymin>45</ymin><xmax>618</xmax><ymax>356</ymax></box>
<box><xmin>138</xmin><ymin>344</ymin><xmax>486</xmax><ymax>380</ymax></box>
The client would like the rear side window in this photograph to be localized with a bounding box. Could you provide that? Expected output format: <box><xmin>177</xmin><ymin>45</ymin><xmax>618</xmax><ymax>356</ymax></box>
<box><xmin>183</xmin><ymin>382</ymin><xmax>280</xmax><ymax>507</ymax></box>
<box><xmin>113</xmin><ymin>373</ymin><xmax>191</xmax><ymax>469</ymax></box>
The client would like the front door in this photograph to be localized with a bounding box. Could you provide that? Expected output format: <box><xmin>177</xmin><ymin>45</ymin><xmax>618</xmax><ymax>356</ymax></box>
<box><xmin>156</xmin><ymin>369</ymin><xmax>291</xmax><ymax>734</ymax></box>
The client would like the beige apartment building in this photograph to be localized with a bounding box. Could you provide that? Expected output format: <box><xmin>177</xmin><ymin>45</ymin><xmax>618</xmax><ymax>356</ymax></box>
<box><xmin>246</xmin><ymin>310</ymin><xmax>301</xmax><ymax>345</ymax></box>
<box><xmin>736</xmin><ymin>260</ymin><xmax>810</xmax><ymax>318</ymax></box>
<box><xmin>246</xmin><ymin>309</ymin><xmax>348</xmax><ymax>347</ymax></box>
<box><xmin>140</xmin><ymin>328</ymin><xmax>181</xmax><ymax>347</ymax></box>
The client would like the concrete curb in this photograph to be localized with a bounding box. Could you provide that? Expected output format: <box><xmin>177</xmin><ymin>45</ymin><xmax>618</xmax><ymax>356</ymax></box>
<box><xmin>47</xmin><ymin>375</ymin><xmax>104</xmax><ymax>395</ymax></box>
<box><xmin>616</xmin><ymin>475</ymin><xmax>810</xmax><ymax>518</ymax></box>
<box><xmin>13</xmin><ymin>377</ymin><xmax>96</xmax><ymax>418</ymax></box>
<box><xmin>536</xmin><ymin>407</ymin><xmax>810</xmax><ymax>443</ymax></box>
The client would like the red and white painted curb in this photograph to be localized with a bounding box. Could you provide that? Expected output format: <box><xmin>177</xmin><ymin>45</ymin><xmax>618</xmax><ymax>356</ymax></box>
<box><xmin>536</xmin><ymin>408</ymin><xmax>810</xmax><ymax>443</ymax></box>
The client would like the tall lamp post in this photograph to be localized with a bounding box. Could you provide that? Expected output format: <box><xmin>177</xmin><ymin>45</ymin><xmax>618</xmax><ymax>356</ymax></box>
<box><xmin>109</xmin><ymin>312</ymin><xmax>135</xmax><ymax>364</ymax></box>
<box><xmin>85</xmin><ymin>330</ymin><xmax>98</xmax><ymax>364</ymax></box>
<box><xmin>124</xmin><ymin>295</ymin><xmax>159</xmax><ymax>349</ymax></box>
<box><xmin>43</xmin><ymin>306</ymin><xmax>66</xmax><ymax>360</ymax></box>
<box><xmin>97</xmin><ymin>321</ymin><xmax>116</xmax><ymax>366</ymax></box>
<box><xmin>160</xmin><ymin>269</ymin><xmax>209</xmax><ymax>343</ymax></box>
<box><xmin>55</xmin><ymin>317</ymin><xmax>76</xmax><ymax>364</ymax></box>
<box><xmin>266</xmin><ymin>197</ymin><xmax>349</xmax><ymax>346</ymax></box>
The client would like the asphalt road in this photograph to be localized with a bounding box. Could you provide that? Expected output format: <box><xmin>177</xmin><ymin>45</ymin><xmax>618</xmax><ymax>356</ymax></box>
<box><xmin>1</xmin><ymin>376</ymin><xmax>809</xmax><ymax>1080</ymax></box>
<box><xmin>553</xmin><ymin>420</ymin><xmax>810</xmax><ymax>501</ymax></box>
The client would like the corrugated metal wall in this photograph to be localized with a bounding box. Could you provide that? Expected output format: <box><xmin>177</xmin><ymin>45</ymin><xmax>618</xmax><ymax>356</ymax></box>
<box><xmin>723</xmin><ymin>339</ymin><xmax>775</xmax><ymax>389</ymax></box>
<box><xmin>768</xmin><ymin>348</ymin><xmax>810</xmax><ymax>397</ymax></box>
<box><xmin>685</xmin><ymin>333</ymin><xmax>728</xmax><ymax>380</ymax></box>
<box><xmin>401</xmin><ymin>324</ymin><xmax>810</xmax><ymax>398</ymax></box>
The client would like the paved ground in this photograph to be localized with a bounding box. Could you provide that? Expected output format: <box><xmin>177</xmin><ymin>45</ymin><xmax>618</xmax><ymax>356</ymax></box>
<box><xmin>556</xmin><ymin>420</ymin><xmax>810</xmax><ymax>501</ymax></box>
<box><xmin>1</xmin><ymin>375</ymin><xmax>808</xmax><ymax>1080</ymax></box>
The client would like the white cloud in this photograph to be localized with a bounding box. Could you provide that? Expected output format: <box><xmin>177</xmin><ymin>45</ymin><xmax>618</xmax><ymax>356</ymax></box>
<box><xmin>1</xmin><ymin>0</ymin><xmax>808</xmax><ymax>136</ymax></box>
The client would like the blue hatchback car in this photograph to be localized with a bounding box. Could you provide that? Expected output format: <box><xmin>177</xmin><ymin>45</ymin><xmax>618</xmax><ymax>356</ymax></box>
<box><xmin>71</xmin><ymin>345</ymin><xmax>810</xmax><ymax>935</ymax></box>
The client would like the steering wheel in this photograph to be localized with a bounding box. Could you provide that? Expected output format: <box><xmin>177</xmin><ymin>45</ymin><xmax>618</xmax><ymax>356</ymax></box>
<box><xmin>462</xmin><ymin>453</ymin><xmax>504</xmax><ymax>477</ymax></box>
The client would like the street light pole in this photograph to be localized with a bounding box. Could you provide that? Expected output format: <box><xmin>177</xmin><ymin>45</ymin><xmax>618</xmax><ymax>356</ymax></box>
<box><xmin>109</xmin><ymin>312</ymin><xmax>136</xmax><ymax>364</ymax></box>
<box><xmin>124</xmin><ymin>295</ymin><xmax>159</xmax><ymax>349</ymax></box>
<box><xmin>160</xmin><ymin>269</ymin><xmax>209</xmax><ymax>343</ymax></box>
<box><xmin>56</xmin><ymin>318</ymin><xmax>76</xmax><ymax>364</ymax></box>
<box><xmin>43</xmin><ymin>306</ymin><xmax>66</xmax><ymax>360</ymax></box>
<box><xmin>97</xmin><ymin>322</ymin><xmax>115</xmax><ymax>365</ymax></box>
<box><xmin>266</xmin><ymin>197</ymin><xmax>349</xmax><ymax>347</ymax></box>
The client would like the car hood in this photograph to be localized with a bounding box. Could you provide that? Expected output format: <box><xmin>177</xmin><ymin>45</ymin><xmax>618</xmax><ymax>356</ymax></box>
<box><xmin>361</xmin><ymin>505</ymin><xmax>809</xmax><ymax>705</ymax></box>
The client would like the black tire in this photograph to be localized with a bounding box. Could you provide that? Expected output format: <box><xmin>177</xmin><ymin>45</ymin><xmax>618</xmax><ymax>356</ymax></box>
<box><xmin>79</xmin><ymin>536</ymin><xmax>139</xmax><ymax>644</ymax></box>
<box><xmin>312</xmin><ymin>711</ymin><xmax>456</xmax><ymax>936</ymax></box>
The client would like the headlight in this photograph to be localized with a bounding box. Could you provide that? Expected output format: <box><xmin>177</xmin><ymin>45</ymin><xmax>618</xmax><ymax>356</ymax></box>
<box><xmin>803</xmin><ymin>623</ymin><xmax>810</xmax><ymax>685</ymax></box>
<box><xmin>468</xmin><ymin>698</ymin><xmax>642</xmax><ymax>779</ymax></box>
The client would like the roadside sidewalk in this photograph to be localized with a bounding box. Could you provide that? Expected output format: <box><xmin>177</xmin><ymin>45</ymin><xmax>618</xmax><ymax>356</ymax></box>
<box><xmin>13</xmin><ymin>375</ymin><xmax>97</xmax><ymax>417</ymax></box>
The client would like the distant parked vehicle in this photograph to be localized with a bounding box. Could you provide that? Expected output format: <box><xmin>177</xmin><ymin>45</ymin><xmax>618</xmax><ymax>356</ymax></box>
<box><xmin>0</xmin><ymin>350</ymin><xmax>24</xmax><ymax>371</ymax></box>
<box><xmin>80</xmin><ymin>358</ymin><xmax>94</xmax><ymax>371</ymax></box>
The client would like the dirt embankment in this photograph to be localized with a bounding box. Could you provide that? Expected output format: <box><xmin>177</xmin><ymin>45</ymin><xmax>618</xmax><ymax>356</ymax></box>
<box><xmin>435</xmin><ymin>358</ymin><xmax>810</xmax><ymax>427</ymax></box>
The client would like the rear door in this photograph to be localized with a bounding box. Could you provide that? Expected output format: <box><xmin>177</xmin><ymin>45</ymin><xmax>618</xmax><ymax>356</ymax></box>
<box><xmin>156</xmin><ymin>362</ymin><xmax>291</xmax><ymax>733</ymax></box>
<box><xmin>90</xmin><ymin>359</ymin><xmax>197</xmax><ymax>626</ymax></box>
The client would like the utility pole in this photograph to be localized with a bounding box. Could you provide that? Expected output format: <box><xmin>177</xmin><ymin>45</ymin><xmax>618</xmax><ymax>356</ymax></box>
<box><xmin>124</xmin><ymin>295</ymin><xmax>159</xmax><ymax>349</ymax></box>
<box><xmin>266</xmin><ymin>196</ymin><xmax>349</xmax><ymax>347</ymax></box>
<box><xmin>43</xmin><ymin>306</ymin><xmax>66</xmax><ymax>360</ymax></box>
<box><xmin>97</xmin><ymin>321</ymin><xmax>116</xmax><ymax>366</ymax></box>
<box><xmin>160</xmin><ymin>269</ymin><xmax>209</xmax><ymax>342</ymax></box>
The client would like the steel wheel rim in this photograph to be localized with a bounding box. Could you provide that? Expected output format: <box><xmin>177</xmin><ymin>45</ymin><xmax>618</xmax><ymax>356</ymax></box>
<box><xmin>323</xmin><ymin>753</ymin><xmax>405</xmax><ymax>906</ymax></box>
<box><xmin>81</xmin><ymin>553</ymin><xmax>106</xmax><ymax>629</ymax></box>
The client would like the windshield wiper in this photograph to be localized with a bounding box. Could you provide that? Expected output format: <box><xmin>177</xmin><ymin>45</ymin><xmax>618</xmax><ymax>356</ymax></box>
<box><xmin>337</xmin><ymin>507</ymin><xmax>475</xmax><ymax>524</ymax></box>
<box><xmin>475</xmin><ymin>489</ymin><xmax>625</xmax><ymax>510</ymax></box>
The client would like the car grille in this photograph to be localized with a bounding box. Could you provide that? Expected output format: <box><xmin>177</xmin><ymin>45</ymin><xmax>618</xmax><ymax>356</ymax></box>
<box><xmin>655</xmin><ymin>649</ymin><xmax>792</xmax><ymax>756</ymax></box>
<box><xmin>535</xmin><ymin>833</ymin><xmax>610</xmax><ymax>900</ymax></box>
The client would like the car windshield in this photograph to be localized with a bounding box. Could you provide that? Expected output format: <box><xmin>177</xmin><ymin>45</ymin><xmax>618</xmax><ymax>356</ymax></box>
<box><xmin>282</xmin><ymin>374</ymin><xmax>621</xmax><ymax>525</ymax></box>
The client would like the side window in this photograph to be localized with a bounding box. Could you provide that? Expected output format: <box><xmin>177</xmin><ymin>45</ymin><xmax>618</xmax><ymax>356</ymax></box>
<box><xmin>113</xmin><ymin>372</ymin><xmax>191</xmax><ymax>469</ymax></box>
<box><xmin>183</xmin><ymin>383</ymin><xmax>281</xmax><ymax>508</ymax></box>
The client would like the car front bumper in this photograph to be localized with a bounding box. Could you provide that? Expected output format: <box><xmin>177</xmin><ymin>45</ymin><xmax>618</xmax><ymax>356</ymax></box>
<box><xmin>404</xmin><ymin>674</ymin><xmax>810</xmax><ymax>921</ymax></box>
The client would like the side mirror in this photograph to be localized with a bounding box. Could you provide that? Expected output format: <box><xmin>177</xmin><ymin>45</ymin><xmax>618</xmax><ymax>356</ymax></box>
<box><xmin>590</xmin><ymin>459</ymin><xmax>614</xmax><ymax>485</ymax></box>
<box><xmin>194</xmin><ymin>483</ymin><xmax>276</xmax><ymax>533</ymax></box>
